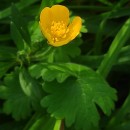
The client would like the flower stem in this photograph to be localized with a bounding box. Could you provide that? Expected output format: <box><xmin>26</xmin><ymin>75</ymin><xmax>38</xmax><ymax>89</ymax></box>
<box><xmin>23</xmin><ymin>112</ymin><xmax>40</xmax><ymax>130</ymax></box>
<box><xmin>54</xmin><ymin>119</ymin><xmax>62</xmax><ymax>130</ymax></box>
<box><xmin>60</xmin><ymin>120</ymin><xmax>64</xmax><ymax>130</ymax></box>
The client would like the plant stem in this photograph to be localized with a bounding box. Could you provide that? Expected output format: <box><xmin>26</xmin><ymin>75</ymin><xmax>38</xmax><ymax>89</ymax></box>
<box><xmin>60</xmin><ymin>120</ymin><xmax>64</xmax><ymax>130</ymax></box>
<box><xmin>54</xmin><ymin>119</ymin><xmax>62</xmax><ymax>130</ymax></box>
<box><xmin>23</xmin><ymin>112</ymin><xmax>40</xmax><ymax>130</ymax></box>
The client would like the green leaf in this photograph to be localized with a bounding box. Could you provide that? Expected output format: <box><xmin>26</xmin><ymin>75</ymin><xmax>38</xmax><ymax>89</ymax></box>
<box><xmin>72</xmin><ymin>45</ymin><xmax>130</xmax><ymax>70</ymax></box>
<box><xmin>109</xmin><ymin>121</ymin><xmax>130</xmax><ymax>130</ymax></box>
<box><xmin>0</xmin><ymin>69</ymin><xmax>32</xmax><ymax>120</ymax></box>
<box><xmin>0</xmin><ymin>0</ymin><xmax>38</xmax><ymax>20</ymax></box>
<box><xmin>54</xmin><ymin>0</ymin><xmax>65</xmax><ymax>3</ymax></box>
<box><xmin>0</xmin><ymin>46</ymin><xmax>16</xmax><ymax>77</ymax></box>
<box><xmin>98</xmin><ymin>0</ymin><xmax>112</xmax><ymax>6</ymax></box>
<box><xmin>29</xmin><ymin>63</ymin><xmax>72</xmax><ymax>83</ymax></box>
<box><xmin>0</xmin><ymin>46</ymin><xmax>17</xmax><ymax>61</ymax></box>
<box><xmin>10</xmin><ymin>21</ymin><xmax>25</xmax><ymax>50</ymax></box>
<box><xmin>11</xmin><ymin>4</ymin><xmax>31</xmax><ymax>48</ymax></box>
<box><xmin>0</xmin><ymin>68</ymin><xmax>43</xmax><ymax>120</ymax></box>
<box><xmin>29</xmin><ymin>114</ymin><xmax>56</xmax><ymax>130</ymax></box>
<box><xmin>117</xmin><ymin>45</ymin><xmax>130</xmax><ymax>65</ymax></box>
<box><xmin>31</xmin><ymin>38</ymin><xmax>82</xmax><ymax>63</ymax></box>
<box><xmin>30</xmin><ymin>21</ymin><xmax>44</xmax><ymax>44</ymax></box>
<box><xmin>106</xmin><ymin>93</ymin><xmax>130</xmax><ymax>130</ymax></box>
<box><xmin>80</xmin><ymin>25</ymin><xmax>88</xmax><ymax>33</ymax></box>
<box><xmin>49</xmin><ymin>38</ymin><xmax>82</xmax><ymax>62</ymax></box>
<box><xmin>40</xmin><ymin>0</ymin><xmax>65</xmax><ymax>10</ymax></box>
<box><xmin>31</xmin><ymin>63</ymin><xmax>117</xmax><ymax>130</ymax></box>
<box><xmin>97</xmin><ymin>18</ymin><xmax>130</xmax><ymax>77</ymax></box>
<box><xmin>40</xmin><ymin>0</ymin><xmax>53</xmax><ymax>10</ymax></box>
<box><xmin>19</xmin><ymin>68</ymin><xmax>44</xmax><ymax>110</ymax></box>
<box><xmin>0</xmin><ymin>62</ymin><xmax>14</xmax><ymax>78</ymax></box>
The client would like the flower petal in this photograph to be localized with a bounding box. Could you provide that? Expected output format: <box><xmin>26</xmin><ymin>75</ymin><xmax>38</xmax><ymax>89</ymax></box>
<box><xmin>39</xmin><ymin>22</ymin><xmax>52</xmax><ymax>43</ymax></box>
<box><xmin>40</xmin><ymin>7</ymin><xmax>53</xmax><ymax>29</ymax></box>
<box><xmin>68</xmin><ymin>16</ymin><xmax>82</xmax><ymax>40</ymax></box>
<box><xmin>51</xmin><ymin>5</ymin><xmax>69</xmax><ymax>25</ymax></box>
<box><xmin>48</xmin><ymin>37</ymin><xmax>72</xmax><ymax>47</ymax></box>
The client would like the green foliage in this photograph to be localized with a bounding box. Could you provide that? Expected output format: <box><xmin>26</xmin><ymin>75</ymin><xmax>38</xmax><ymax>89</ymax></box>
<box><xmin>0</xmin><ymin>68</ymin><xmax>43</xmax><ymax>120</ymax></box>
<box><xmin>106</xmin><ymin>93</ymin><xmax>130</xmax><ymax>130</ymax></box>
<box><xmin>0</xmin><ymin>0</ymin><xmax>37</xmax><ymax>20</ymax></box>
<box><xmin>0</xmin><ymin>46</ymin><xmax>16</xmax><ymax>61</ymax></box>
<box><xmin>10</xmin><ymin>21</ymin><xmax>25</xmax><ymax>50</ymax></box>
<box><xmin>30</xmin><ymin>63</ymin><xmax>117</xmax><ymax>130</ymax></box>
<box><xmin>1</xmin><ymin>0</ymin><xmax>130</xmax><ymax>129</ymax></box>
<box><xmin>11</xmin><ymin>4</ymin><xmax>31</xmax><ymax>50</ymax></box>
<box><xmin>49</xmin><ymin>38</ymin><xmax>82</xmax><ymax>62</ymax></box>
<box><xmin>98</xmin><ymin>0</ymin><xmax>112</xmax><ymax>6</ymax></box>
<box><xmin>97</xmin><ymin>18</ymin><xmax>130</xmax><ymax>77</ymax></box>
<box><xmin>19</xmin><ymin>68</ymin><xmax>44</xmax><ymax>110</ymax></box>
<box><xmin>29</xmin><ymin>63</ymin><xmax>71</xmax><ymax>83</ymax></box>
<box><xmin>40</xmin><ymin>0</ymin><xmax>65</xmax><ymax>9</ymax></box>
<box><xmin>0</xmin><ymin>46</ymin><xmax>16</xmax><ymax>77</ymax></box>
<box><xmin>29</xmin><ymin>114</ymin><xmax>56</xmax><ymax>130</ymax></box>
<box><xmin>32</xmin><ymin>38</ymin><xmax>82</xmax><ymax>63</ymax></box>
<box><xmin>0</xmin><ymin>69</ymin><xmax>33</xmax><ymax>120</ymax></box>
<box><xmin>0</xmin><ymin>62</ymin><xmax>14</xmax><ymax>78</ymax></box>
<box><xmin>30</xmin><ymin>21</ymin><xmax>44</xmax><ymax>44</ymax></box>
<box><xmin>0</xmin><ymin>121</ymin><xmax>24</xmax><ymax>130</ymax></box>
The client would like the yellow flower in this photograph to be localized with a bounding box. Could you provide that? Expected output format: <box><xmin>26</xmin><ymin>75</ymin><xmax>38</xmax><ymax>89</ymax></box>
<box><xmin>39</xmin><ymin>5</ymin><xmax>82</xmax><ymax>47</ymax></box>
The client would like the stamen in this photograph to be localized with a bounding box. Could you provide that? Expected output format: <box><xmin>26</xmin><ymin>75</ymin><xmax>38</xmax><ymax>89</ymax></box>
<box><xmin>50</xmin><ymin>21</ymin><xmax>69</xmax><ymax>42</ymax></box>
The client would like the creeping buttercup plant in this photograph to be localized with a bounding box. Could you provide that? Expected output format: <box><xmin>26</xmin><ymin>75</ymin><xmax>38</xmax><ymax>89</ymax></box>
<box><xmin>0</xmin><ymin>0</ymin><xmax>130</xmax><ymax>130</ymax></box>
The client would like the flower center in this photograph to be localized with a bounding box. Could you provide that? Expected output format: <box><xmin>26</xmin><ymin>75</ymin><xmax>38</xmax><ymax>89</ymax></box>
<box><xmin>50</xmin><ymin>21</ymin><xmax>69</xmax><ymax>42</ymax></box>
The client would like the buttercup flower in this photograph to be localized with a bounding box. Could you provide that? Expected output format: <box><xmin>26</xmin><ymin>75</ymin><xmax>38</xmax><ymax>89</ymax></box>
<box><xmin>39</xmin><ymin>5</ymin><xmax>82</xmax><ymax>47</ymax></box>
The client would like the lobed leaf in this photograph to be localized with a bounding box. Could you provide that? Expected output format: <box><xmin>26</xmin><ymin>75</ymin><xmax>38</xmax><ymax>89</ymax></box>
<box><xmin>50</xmin><ymin>38</ymin><xmax>81</xmax><ymax>62</ymax></box>
<box><xmin>0</xmin><ymin>69</ymin><xmax>32</xmax><ymax>120</ymax></box>
<box><xmin>30</xmin><ymin>63</ymin><xmax>117</xmax><ymax>130</ymax></box>
<box><xmin>0</xmin><ymin>68</ymin><xmax>43</xmax><ymax>120</ymax></box>
<box><xmin>19</xmin><ymin>68</ymin><xmax>44</xmax><ymax>110</ymax></box>
<box><xmin>29</xmin><ymin>63</ymin><xmax>72</xmax><ymax>83</ymax></box>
